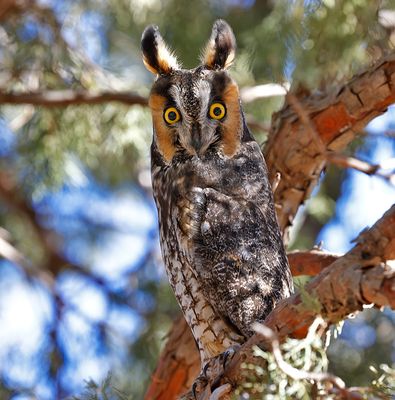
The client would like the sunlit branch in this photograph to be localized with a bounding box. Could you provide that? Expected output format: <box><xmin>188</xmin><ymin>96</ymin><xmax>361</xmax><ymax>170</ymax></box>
<box><xmin>240</xmin><ymin>82</ymin><xmax>290</xmax><ymax>102</ymax></box>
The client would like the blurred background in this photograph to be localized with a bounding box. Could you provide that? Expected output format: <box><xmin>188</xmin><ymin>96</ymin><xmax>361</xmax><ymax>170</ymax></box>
<box><xmin>0</xmin><ymin>0</ymin><xmax>394</xmax><ymax>399</ymax></box>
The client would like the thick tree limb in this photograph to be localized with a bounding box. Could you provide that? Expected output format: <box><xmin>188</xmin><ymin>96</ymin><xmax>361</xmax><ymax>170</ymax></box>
<box><xmin>145</xmin><ymin>52</ymin><xmax>395</xmax><ymax>400</ymax></box>
<box><xmin>265</xmin><ymin>53</ymin><xmax>395</xmax><ymax>238</ymax></box>
<box><xmin>0</xmin><ymin>90</ymin><xmax>148</xmax><ymax>107</ymax></box>
<box><xmin>182</xmin><ymin>205</ymin><xmax>395</xmax><ymax>399</ymax></box>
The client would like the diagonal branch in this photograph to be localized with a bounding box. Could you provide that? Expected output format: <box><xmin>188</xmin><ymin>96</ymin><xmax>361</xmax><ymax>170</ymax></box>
<box><xmin>327</xmin><ymin>153</ymin><xmax>395</xmax><ymax>184</ymax></box>
<box><xmin>0</xmin><ymin>171</ymin><xmax>108</xmax><ymax>288</ymax></box>
<box><xmin>265</xmin><ymin>53</ymin><xmax>395</xmax><ymax>240</ymax></box>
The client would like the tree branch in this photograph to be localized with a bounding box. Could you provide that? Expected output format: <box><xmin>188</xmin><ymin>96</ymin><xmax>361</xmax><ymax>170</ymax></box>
<box><xmin>0</xmin><ymin>171</ymin><xmax>108</xmax><ymax>289</ymax></box>
<box><xmin>326</xmin><ymin>153</ymin><xmax>395</xmax><ymax>184</ymax></box>
<box><xmin>0</xmin><ymin>90</ymin><xmax>148</xmax><ymax>107</ymax></box>
<box><xmin>265</xmin><ymin>53</ymin><xmax>395</xmax><ymax>239</ymax></box>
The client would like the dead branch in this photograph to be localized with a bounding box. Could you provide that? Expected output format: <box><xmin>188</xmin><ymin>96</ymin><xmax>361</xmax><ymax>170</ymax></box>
<box><xmin>253</xmin><ymin>320</ymin><xmax>345</xmax><ymax>390</ymax></box>
<box><xmin>0</xmin><ymin>90</ymin><xmax>148</xmax><ymax>107</ymax></box>
<box><xmin>240</xmin><ymin>82</ymin><xmax>290</xmax><ymax>102</ymax></box>
<box><xmin>0</xmin><ymin>171</ymin><xmax>111</xmax><ymax>290</ymax></box>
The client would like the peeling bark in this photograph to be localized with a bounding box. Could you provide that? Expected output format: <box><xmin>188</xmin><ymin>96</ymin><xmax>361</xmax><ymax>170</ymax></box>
<box><xmin>144</xmin><ymin>314</ymin><xmax>200</xmax><ymax>400</ymax></box>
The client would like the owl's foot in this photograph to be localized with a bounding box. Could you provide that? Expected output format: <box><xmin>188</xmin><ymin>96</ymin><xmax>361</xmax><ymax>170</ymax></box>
<box><xmin>186</xmin><ymin>345</ymin><xmax>241</xmax><ymax>399</ymax></box>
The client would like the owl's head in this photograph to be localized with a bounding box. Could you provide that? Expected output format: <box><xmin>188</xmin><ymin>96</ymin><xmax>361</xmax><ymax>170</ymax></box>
<box><xmin>142</xmin><ymin>20</ymin><xmax>247</xmax><ymax>163</ymax></box>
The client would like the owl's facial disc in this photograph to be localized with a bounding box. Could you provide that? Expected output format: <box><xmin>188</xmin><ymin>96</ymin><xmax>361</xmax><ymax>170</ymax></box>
<box><xmin>148</xmin><ymin>70</ymin><xmax>242</xmax><ymax>162</ymax></box>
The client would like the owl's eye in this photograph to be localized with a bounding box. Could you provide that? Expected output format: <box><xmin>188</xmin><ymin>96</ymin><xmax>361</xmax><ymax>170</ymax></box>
<box><xmin>164</xmin><ymin>107</ymin><xmax>181</xmax><ymax>124</ymax></box>
<box><xmin>209</xmin><ymin>103</ymin><xmax>226</xmax><ymax>120</ymax></box>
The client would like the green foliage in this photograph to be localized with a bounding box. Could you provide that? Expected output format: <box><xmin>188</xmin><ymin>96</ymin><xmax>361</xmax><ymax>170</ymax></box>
<box><xmin>244</xmin><ymin>0</ymin><xmax>392</xmax><ymax>89</ymax></box>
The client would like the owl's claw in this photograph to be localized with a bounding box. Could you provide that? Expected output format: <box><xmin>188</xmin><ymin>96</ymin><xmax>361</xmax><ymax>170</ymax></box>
<box><xmin>189</xmin><ymin>346</ymin><xmax>241</xmax><ymax>399</ymax></box>
<box><xmin>221</xmin><ymin>344</ymin><xmax>241</xmax><ymax>370</ymax></box>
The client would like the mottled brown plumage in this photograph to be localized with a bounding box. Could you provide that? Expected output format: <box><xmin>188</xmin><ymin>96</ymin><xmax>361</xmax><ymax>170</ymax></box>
<box><xmin>141</xmin><ymin>20</ymin><xmax>293</xmax><ymax>365</ymax></box>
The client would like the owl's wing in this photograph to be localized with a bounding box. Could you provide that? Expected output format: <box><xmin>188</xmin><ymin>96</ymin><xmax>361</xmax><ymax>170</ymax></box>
<box><xmin>176</xmin><ymin>186</ymin><xmax>292</xmax><ymax>338</ymax></box>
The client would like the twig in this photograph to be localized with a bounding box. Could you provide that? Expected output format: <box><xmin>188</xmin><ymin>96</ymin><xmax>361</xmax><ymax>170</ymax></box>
<box><xmin>8</xmin><ymin>105</ymin><xmax>35</xmax><ymax>130</ymax></box>
<box><xmin>240</xmin><ymin>82</ymin><xmax>290</xmax><ymax>103</ymax></box>
<box><xmin>271</xmin><ymin>172</ymin><xmax>281</xmax><ymax>193</ymax></box>
<box><xmin>209</xmin><ymin>384</ymin><xmax>231</xmax><ymax>400</ymax></box>
<box><xmin>0</xmin><ymin>228</ymin><xmax>55</xmax><ymax>286</ymax></box>
<box><xmin>327</xmin><ymin>153</ymin><xmax>395</xmax><ymax>184</ymax></box>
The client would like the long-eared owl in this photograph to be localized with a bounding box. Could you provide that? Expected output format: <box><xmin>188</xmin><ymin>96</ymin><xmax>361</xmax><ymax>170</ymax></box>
<box><xmin>142</xmin><ymin>20</ymin><xmax>293</xmax><ymax>365</ymax></box>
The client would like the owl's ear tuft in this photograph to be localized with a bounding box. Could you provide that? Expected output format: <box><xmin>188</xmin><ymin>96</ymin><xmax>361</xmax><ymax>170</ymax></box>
<box><xmin>141</xmin><ymin>25</ymin><xmax>180</xmax><ymax>75</ymax></box>
<box><xmin>202</xmin><ymin>19</ymin><xmax>236</xmax><ymax>70</ymax></box>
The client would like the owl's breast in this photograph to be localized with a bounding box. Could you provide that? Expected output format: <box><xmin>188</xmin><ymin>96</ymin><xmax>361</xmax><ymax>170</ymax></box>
<box><xmin>191</xmin><ymin>141</ymin><xmax>271</xmax><ymax>203</ymax></box>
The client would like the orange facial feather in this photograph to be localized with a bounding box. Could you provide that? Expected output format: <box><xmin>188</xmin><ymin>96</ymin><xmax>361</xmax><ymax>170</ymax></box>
<box><xmin>221</xmin><ymin>82</ymin><xmax>241</xmax><ymax>156</ymax></box>
<box><xmin>149</xmin><ymin>94</ymin><xmax>176</xmax><ymax>162</ymax></box>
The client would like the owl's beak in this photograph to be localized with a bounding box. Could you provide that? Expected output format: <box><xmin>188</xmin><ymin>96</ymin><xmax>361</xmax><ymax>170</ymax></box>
<box><xmin>190</xmin><ymin>122</ymin><xmax>203</xmax><ymax>154</ymax></box>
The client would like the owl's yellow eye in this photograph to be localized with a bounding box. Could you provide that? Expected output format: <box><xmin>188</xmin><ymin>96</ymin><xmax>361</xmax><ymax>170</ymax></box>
<box><xmin>164</xmin><ymin>107</ymin><xmax>180</xmax><ymax>124</ymax></box>
<box><xmin>209</xmin><ymin>103</ymin><xmax>226</xmax><ymax>120</ymax></box>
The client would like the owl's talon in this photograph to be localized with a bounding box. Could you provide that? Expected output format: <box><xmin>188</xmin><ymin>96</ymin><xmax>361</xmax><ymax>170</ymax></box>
<box><xmin>222</xmin><ymin>344</ymin><xmax>241</xmax><ymax>369</ymax></box>
<box><xmin>203</xmin><ymin>361</ymin><xmax>211</xmax><ymax>377</ymax></box>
